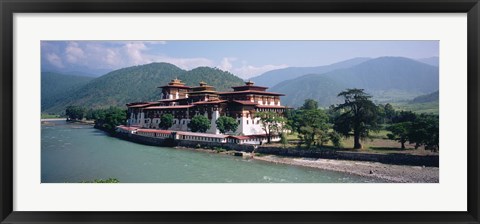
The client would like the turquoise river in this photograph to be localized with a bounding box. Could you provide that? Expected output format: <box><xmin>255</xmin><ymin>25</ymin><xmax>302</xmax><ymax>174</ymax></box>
<box><xmin>41</xmin><ymin>120</ymin><xmax>382</xmax><ymax>183</ymax></box>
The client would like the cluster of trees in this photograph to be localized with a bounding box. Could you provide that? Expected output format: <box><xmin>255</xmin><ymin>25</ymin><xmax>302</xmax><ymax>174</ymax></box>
<box><xmin>386</xmin><ymin>110</ymin><xmax>439</xmax><ymax>151</ymax></box>
<box><xmin>287</xmin><ymin>89</ymin><xmax>439</xmax><ymax>151</ymax></box>
<box><xmin>92</xmin><ymin>107</ymin><xmax>127</xmax><ymax>133</ymax></box>
<box><xmin>153</xmin><ymin>114</ymin><xmax>239</xmax><ymax>134</ymax></box>
<box><xmin>65</xmin><ymin>105</ymin><xmax>86</xmax><ymax>121</ymax></box>
<box><xmin>65</xmin><ymin>106</ymin><xmax>126</xmax><ymax>133</ymax></box>
<box><xmin>287</xmin><ymin>89</ymin><xmax>379</xmax><ymax>149</ymax></box>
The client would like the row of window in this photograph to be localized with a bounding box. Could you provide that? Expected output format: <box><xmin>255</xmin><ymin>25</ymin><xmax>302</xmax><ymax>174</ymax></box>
<box><xmin>181</xmin><ymin>135</ymin><xmax>225</xmax><ymax>143</ymax></box>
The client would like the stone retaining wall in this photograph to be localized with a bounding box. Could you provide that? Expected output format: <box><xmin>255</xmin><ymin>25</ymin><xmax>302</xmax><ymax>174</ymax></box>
<box><xmin>115</xmin><ymin>132</ymin><xmax>438</xmax><ymax>167</ymax></box>
<box><xmin>116</xmin><ymin>133</ymin><xmax>255</xmax><ymax>152</ymax></box>
<box><xmin>256</xmin><ymin>147</ymin><xmax>439</xmax><ymax>167</ymax></box>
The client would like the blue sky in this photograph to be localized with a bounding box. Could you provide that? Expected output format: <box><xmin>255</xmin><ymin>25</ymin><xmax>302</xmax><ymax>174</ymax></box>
<box><xmin>41</xmin><ymin>40</ymin><xmax>439</xmax><ymax>78</ymax></box>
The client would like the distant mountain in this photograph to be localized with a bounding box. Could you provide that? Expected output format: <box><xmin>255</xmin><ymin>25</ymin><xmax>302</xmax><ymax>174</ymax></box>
<box><xmin>272</xmin><ymin>75</ymin><xmax>346</xmax><ymax>108</ymax></box>
<box><xmin>271</xmin><ymin>57</ymin><xmax>439</xmax><ymax>108</ymax></box>
<box><xmin>411</xmin><ymin>90</ymin><xmax>439</xmax><ymax>104</ymax></box>
<box><xmin>417</xmin><ymin>57</ymin><xmax>439</xmax><ymax>67</ymax></box>
<box><xmin>41</xmin><ymin>72</ymin><xmax>95</xmax><ymax>111</ymax></box>
<box><xmin>42</xmin><ymin>63</ymin><xmax>245</xmax><ymax>113</ymax></box>
<box><xmin>250</xmin><ymin>57</ymin><xmax>371</xmax><ymax>87</ymax></box>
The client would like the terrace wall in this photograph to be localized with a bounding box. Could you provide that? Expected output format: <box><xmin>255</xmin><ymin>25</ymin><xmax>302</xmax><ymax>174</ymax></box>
<box><xmin>255</xmin><ymin>147</ymin><xmax>439</xmax><ymax>167</ymax></box>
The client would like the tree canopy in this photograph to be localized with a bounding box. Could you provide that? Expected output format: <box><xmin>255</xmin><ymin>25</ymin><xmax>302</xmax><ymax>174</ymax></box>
<box><xmin>188</xmin><ymin>115</ymin><xmax>211</xmax><ymax>133</ymax></box>
<box><xmin>299</xmin><ymin>99</ymin><xmax>319</xmax><ymax>110</ymax></box>
<box><xmin>333</xmin><ymin>89</ymin><xmax>380</xmax><ymax>149</ymax></box>
<box><xmin>215</xmin><ymin>116</ymin><xmax>239</xmax><ymax>134</ymax></box>
<box><xmin>65</xmin><ymin>105</ymin><xmax>86</xmax><ymax>121</ymax></box>
<box><xmin>290</xmin><ymin>104</ymin><xmax>330</xmax><ymax>148</ymax></box>
<box><xmin>256</xmin><ymin>111</ymin><xmax>286</xmax><ymax>143</ymax></box>
<box><xmin>159</xmin><ymin>114</ymin><xmax>174</xmax><ymax>130</ymax></box>
<box><xmin>92</xmin><ymin>107</ymin><xmax>127</xmax><ymax>133</ymax></box>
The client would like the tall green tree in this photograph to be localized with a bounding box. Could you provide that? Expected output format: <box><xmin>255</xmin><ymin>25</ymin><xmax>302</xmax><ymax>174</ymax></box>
<box><xmin>159</xmin><ymin>114</ymin><xmax>174</xmax><ymax>130</ymax></box>
<box><xmin>94</xmin><ymin>107</ymin><xmax>126</xmax><ymax>133</ymax></box>
<box><xmin>293</xmin><ymin>109</ymin><xmax>330</xmax><ymax>148</ymax></box>
<box><xmin>408</xmin><ymin>114</ymin><xmax>439</xmax><ymax>151</ymax></box>
<box><xmin>333</xmin><ymin>89</ymin><xmax>380</xmax><ymax>149</ymax></box>
<box><xmin>188</xmin><ymin>115</ymin><xmax>211</xmax><ymax>133</ymax></box>
<box><xmin>384</xmin><ymin>103</ymin><xmax>397</xmax><ymax>123</ymax></box>
<box><xmin>65</xmin><ymin>105</ymin><xmax>86</xmax><ymax>121</ymax></box>
<box><xmin>215</xmin><ymin>116</ymin><xmax>239</xmax><ymax>134</ymax></box>
<box><xmin>300</xmin><ymin>99</ymin><xmax>318</xmax><ymax>110</ymax></box>
<box><xmin>387</xmin><ymin>122</ymin><xmax>411</xmax><ymax>149</ymax></box>
<box><xmin>256</xmin><ymin>111</ymin><xmax>286</xmax><ymax>143</ymax></box>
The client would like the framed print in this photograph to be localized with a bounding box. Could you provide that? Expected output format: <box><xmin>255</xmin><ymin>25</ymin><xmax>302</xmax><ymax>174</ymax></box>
<box><xmin>1</xmin><ymin>0</ymin><xmax>479</xmax><ymax>223</ymax></box>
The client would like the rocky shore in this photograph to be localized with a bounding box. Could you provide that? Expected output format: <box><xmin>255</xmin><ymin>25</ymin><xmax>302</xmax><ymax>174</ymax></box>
<box><xmin>174</xmin><ymin>145</ymin><xmax>439</xmax><ymax>183</ymax></box>
<box><xmin>252</xmin><ymin>154</ymin><xmax>439</xmax><ymax>183</ymax></box>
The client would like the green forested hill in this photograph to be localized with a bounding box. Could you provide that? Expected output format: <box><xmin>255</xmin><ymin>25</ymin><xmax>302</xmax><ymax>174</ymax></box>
<box><xmin>411</xmin><ymin>90</ymin><xmax>439</xmax><ymax>103</ymax></box>
<box><xmin>42</xmin><ymin>63</ymin><xmax>245</xmax><ymax>113</ymax></box>
<box><xmin>41</xmin><ymin>72</ymin><xmax>95</xmax><ymax>112</ymax></box>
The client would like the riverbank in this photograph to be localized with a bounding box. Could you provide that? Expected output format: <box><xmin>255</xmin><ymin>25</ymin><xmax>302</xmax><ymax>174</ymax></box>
<box><xmin>41</xmin><ymin>118</ymin><xmax>66</xmax><ymax>121</ymax></box>
<box><xmin>253</xmin><ymin>155</ymin><xmax>439</xmax><ymax>183</ymax></box>
<box><xmin>112</xmin><ymin>130</ymin><xmax>439</xmax><ymax>182</ymax></box>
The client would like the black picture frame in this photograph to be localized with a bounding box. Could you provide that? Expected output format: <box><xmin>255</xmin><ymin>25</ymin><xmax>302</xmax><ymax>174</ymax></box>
<box><xmin>1</xmin><ymin>0</ymin><xmax>479</xmax><ymax>223</ymax></box>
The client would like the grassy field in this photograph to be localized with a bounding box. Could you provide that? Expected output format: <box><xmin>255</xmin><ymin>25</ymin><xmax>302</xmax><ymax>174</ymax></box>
<box><xmin>285</xmin><ymin>130</ymin><xmax>436</xmax><ymax>156</ymax></box>
<box><xmin>41</xmin><ymin>114</ymin><xmax>62</xmax><ymax>119</ymax></box>
<box><xmin>391</xmin><ymin>101</ymin><xmax>439</xmax><ymax>115</ymax></box>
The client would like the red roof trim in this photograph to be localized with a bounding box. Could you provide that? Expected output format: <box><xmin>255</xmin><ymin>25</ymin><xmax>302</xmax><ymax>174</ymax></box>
<box><xmin>117</xmin><ymin>125</ymin><xmax>139</xmax><ymax>131</ymax></box>
<box><xmin>193</xmin><ymin>100</ymin><xmax>226</xmax><ymax>105</ymax></box>
<box><xmin>157</xmin><ymin>85</ymin><xmax>191</xmax><ymax>89</ymax></box>
<box><xmin>137</xmin><ymin>129</ymin><xmax>172</xmax><ymax>134</ymax></box>
<box><xmin>218</xmin><ymin>90</ymin><xmax>284</xmax><ymax>96</ymax></box>
<box><xmin>232</xmin><ymin>100</ymin><xmax>258</xmax><ymax>105</ymax></box>
<box><xmin>128</xmin><ymin>103</ymin><xmax>152</xmax><ymax>108</ymax></box>
<box><xmin>231</xmin><ymin>85</ymin><xmax>269</xmax><ymax>89</ymax></box>
<box><xmin>144</xmin><ymin>105</ymin><xmax>194</xmax><ymax>109</ymax></box>
<box><xmin>256</xmin><ymin>105</ymin><xmax>286</xmax><ymax>109</ymax></box>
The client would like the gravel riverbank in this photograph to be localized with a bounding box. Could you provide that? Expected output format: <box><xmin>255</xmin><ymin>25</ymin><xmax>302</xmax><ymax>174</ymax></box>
<box><xmin>253</xmin><ymin>155</ymin><xmax>439</xmax><ymax>183</ymax></box>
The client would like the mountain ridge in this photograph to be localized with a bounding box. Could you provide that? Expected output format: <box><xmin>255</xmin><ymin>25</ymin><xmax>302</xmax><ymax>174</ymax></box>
<box><xmin>250</xmin><ymin>57</ymin><xmax>372</xmax><ymax>87</ymax></box>
<box><xmin>42</xmin><ymin>63</ymin><xmax>245</xmax><ymax>113</ymax></box>
<box><xmin>270</xmin><ymin>57</ymin><xmax>439</xmax><ymax>107</ymax></box>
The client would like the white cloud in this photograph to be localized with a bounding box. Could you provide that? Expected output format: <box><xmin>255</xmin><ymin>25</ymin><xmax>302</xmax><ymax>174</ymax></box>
<box><xmin>124</xmin><ymin>42</ymin><xmax>147</xmax><ymax>65</ymax></box>
<box><xmin>46</xmin><ymin>53</ymin><xmax>64</xmax><ymax>68</ymax></box>
<box><xmin>230</xmin><ymin>64</ymin><xmax>289</xmax><ymax>79</ymax></box>
<box><xmin>156</xmin><ymin>56</ymin><xmax>214</xmax><ymax>70</ymax></box>
<box><xmin>42</xmin><ymin>41</ymin><xmax>287</xmax><ymax>78</ymax></box>
<box><xmin>65</xmin><ymin>42</ymin><xmax>85</xmax><ymax>63</ymax></box>
<box><xmin>218</xmin><ymin>57</ymin><xmax>237</xmax><ymax>71</ymax></box>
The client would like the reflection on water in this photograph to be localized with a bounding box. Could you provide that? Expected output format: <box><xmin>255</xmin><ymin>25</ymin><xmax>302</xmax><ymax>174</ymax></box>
<box><xmin>41</xmin><ymin>120</ymin><xmax>383</xmax><ymax>183</ymax></box>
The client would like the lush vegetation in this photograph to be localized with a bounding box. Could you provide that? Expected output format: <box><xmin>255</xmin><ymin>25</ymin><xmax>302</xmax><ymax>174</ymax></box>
<box><xmin>65</xmin><ymin>105</ymin><xmax>86</xmax><ymax>120</ymax></box>
<box><xmin>283</xmin><ymin>89</ymin><xmax>439</xmax><ymax>152</ymax></box>
<box><xmin>66</xmin><ymin>106</ymin><xmax>126</xmax><ymax>133</ymax></box>
<box><xmin>43</xmin><ymin>63</ymin><xmax>245</xmax><ymax>114</ymax></box>
<box><xmin>215</xmin><ymin>116</ymin><xmax>239</xmax><ymax>134</ymax></box>
<box><xmin>332</xmin><ymin>89</ymin><xmax>380</xmax><ymax>149</ymax></box>
<box><xmin>159</xmin><ymin>114</ymin><xmax>174</xmax><ymax>130</ymax></box>
<box><xmin>188</xmin><ymin>115</ymin><xmax>211</xmax><ymax>133</ymax></box>
<box><xmin>92</xmin><ymin>107</ymin><xmax>127</xmax><ymax>133</ymax></box>
<box><xmin>41</xmin><ymin>72</ymin><xmax>94</xmax><ymax>112</ymax></box>
<box><xmin>41</xmin><ymin>113</ymin><xmax>62</xmax><ymax>119</ymax></box>
<box><xmin>411</xmin><ymin>90</ymin><xmax>439</xmax><ymax>103</ymax></box>
<box><xmin>288</xmin><ymin>101</ymin><xmax>330</xmax><ymax>148</ymax></box>
<box><xmin>256</xmin><ymin>111</ymin><xmax>287</xmax><ymax>143</ymax></box>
